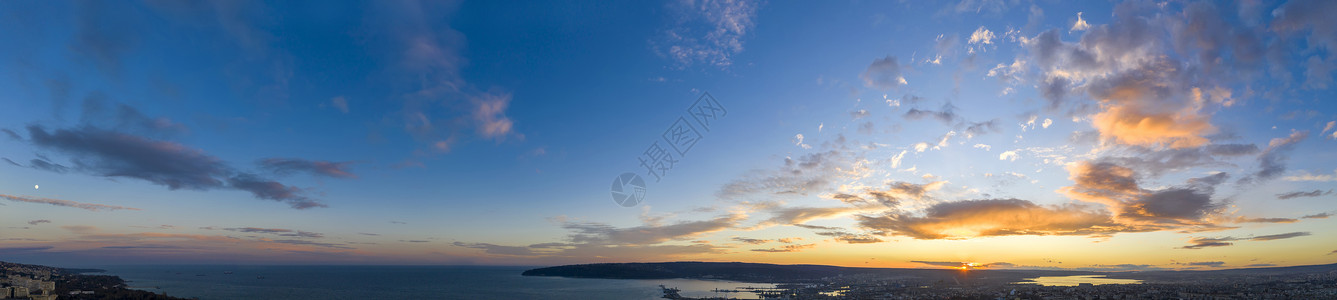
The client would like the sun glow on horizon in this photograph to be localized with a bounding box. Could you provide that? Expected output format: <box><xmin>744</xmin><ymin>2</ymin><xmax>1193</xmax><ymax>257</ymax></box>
<box><xmin>0</xmin><ymin>0</ymin><xmax>1334</xmax><ymax>271</ymax></box>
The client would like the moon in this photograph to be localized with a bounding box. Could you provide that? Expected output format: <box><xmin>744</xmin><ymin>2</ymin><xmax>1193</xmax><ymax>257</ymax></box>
<box><xmin>34</xmin><ymin>185</ymin><xmax>39</xmax><ymax>189</ymax></box>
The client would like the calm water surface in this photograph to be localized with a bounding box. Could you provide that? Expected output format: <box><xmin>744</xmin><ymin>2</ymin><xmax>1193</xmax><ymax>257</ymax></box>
<box><xmin>1019</xmin><ymin>275</ymin><xmax>1142</xmax><ymax>286</ymax></box>
<box><xmin>102</xmin><ymin>265</ymin><xmax>775</xmax><ymax>300</ymax></box>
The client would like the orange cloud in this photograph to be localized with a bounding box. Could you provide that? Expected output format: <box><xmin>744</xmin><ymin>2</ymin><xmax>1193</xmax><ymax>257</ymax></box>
<box><xmin>833</xmin><ymin>181</ymin><xmax>946</xmax><ymax>209</ymax></box>
<box><xmin>751</xmin><ymin>243</ymin><xmax>816</xmax><ymax>253</ymax></box>
<box><xmin>857</xmin><ymin>199</ymin><xmax>1118</xmax><ymax>239</ymax></box>
<box><xmin>1086</xmin><ymin>72</ymin><xmax>1218</xmax><ymax>149</ymax></box>
<box><xmin>1091</xmin><ymin>103</ymin><xmax>1216</xmax><ymax>148</ymax></box>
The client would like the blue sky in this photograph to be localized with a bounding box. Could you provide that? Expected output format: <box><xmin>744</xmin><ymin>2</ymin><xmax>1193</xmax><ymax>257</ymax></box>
<box><xmin>1</xmin><ymin>0</ymin><xmax>1336</xmax><ymax>269</ymax></box>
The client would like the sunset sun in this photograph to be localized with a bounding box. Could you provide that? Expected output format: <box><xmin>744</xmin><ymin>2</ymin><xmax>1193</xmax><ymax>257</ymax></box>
<box><xmin>1</xmin><ymin>0</ymin><xmax>1335</xmax><ymax>299</ymax></box>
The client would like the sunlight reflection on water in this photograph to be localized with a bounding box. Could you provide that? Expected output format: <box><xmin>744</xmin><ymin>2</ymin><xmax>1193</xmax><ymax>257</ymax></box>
<box><xmin>1018</xmin><ymin>275</ymin><xmax>1142</xmax><ymax>286</ymax></box>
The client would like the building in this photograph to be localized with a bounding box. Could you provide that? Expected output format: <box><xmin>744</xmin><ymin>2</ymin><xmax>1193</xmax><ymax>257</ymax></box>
<box><xmin>36</xmin><ymin>281</ymin><xmax>53</xmax><ymax>292</ymax></box>
<box><xmin>12</xmin><ymin>286</ymin><xmax>29</xmax><ymax>298</ymax></box>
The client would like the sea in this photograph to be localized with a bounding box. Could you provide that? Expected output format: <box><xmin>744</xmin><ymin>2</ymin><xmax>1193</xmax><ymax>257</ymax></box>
<box><xmin>99</xmin><ymin>265</ymin><xmax>777</xmax><ymax>300</ymax></box>
<box><xmin>1018</xmin><ymin>275</ymin><xmax>1142</xmax><ymax>286</ymax></box>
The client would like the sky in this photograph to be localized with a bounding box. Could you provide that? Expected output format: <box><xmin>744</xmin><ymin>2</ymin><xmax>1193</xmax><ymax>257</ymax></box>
<box><xmin>1</xmin><ymin>0</ymin><xmax>1335</xmax><ymax>271</ymax></box>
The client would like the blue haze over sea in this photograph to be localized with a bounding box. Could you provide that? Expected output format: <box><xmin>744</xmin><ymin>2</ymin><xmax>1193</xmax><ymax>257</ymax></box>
<box><xmin>101</xmin><ymin>265</ymin><xmax>774</xmax><ymax>299</ymax></box>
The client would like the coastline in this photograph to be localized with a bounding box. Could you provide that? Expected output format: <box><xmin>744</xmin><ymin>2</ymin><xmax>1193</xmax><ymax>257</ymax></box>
<box><xmin>0</xmin><ymin>260</ymin><xmax>189</xmax><ymax>300</ymax></box>
<box><xmin>100</xmin><ymin>265</ymin><xmax>773</xmax><ymax>300</ymax></box>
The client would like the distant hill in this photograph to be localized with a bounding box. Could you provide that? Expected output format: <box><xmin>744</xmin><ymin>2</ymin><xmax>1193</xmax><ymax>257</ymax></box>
<box><xmin>522</xmin><ymin>261</ymin><xmax>1337</xmax><ymax>283</ymax></box>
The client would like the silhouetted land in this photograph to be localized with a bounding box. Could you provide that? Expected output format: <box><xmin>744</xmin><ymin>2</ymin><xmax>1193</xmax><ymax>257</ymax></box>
<box><xmin>522</xmin><ymin>261</ymin><xmax>1337</xmax><ymax>283</ymax></box>
<box><xmin>522</xmin><ymin>261</ymin><xmax>1103</xmax><ymax>284</ymax></box>
<box><xmin>525</xmin><ymin>262</ymin><xmax>1337</xmax><ymax>299</ymax></box>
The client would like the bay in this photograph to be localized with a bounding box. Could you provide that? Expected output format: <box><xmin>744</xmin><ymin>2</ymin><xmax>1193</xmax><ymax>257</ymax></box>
<box><xmin>1017</xmin><ymin>275</ymin><xmax>1142</xmax><ymax>287</ymax></box>
<box><xmin>101</xmin><ymin>265</ymin><xmax>775</xmax><ymax>300</ymax></box>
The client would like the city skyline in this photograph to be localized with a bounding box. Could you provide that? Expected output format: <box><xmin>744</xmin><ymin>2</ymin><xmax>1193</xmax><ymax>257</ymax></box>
<box><xmin>1</xmin><ymin>0</ymin><xmax>1336</xmax><ymax>271</ymax></box>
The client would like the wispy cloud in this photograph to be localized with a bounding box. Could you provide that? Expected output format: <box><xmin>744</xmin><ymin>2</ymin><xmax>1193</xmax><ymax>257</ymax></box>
<box><xmin>831</xmin><ymin>235</ymin><xmax>882</xmax><ymax>244</ymax></box>
<box><xmin>78</xmin><ymin>95</ymin><xmax>188</xmax><ymax>136</ymax></box>
<box><xmin>1240</xmin><ymin>131</ymin><xmax>1308</xmax><ymax>184</ymax></box>
<box><xmin>100</xmin><ymin>245</ymin><xmax>184</xmax><ymax>250</ymax></box>
<box><xmin>1059</xmin><ymin>161</ymin><xmax>1226</xmax><ymax>227</ymax></box>
<box><xmin>655</xmin><ymin>0</ymin><xmax>760</xmax><ymax>68</ymax></box>
<box><xmin>1</xmin><ymin>129</ymin><xmax>20</xmax><ymax>140</ymax></box>
<box><xmin>1180</xmin><ymin>232</ymin><xmax>1311</xmax><ymax>249</ymax></box>
<box><xmin>0</xmin><ymin>194</ymin><xmax>139</xmax><ymax>212</ymax></box>
<box><xmin>730</xmin><ymin>237</ymin><xmax>771</xmax><ymax>244</ymax></box>
<box><xmin>861</xmin><ymin>56</ymin><xmax>907</xmax><ymax>90</ymax></box>
<box><xmin>368</xmin><ymin>1</ymin><xmax>522</xmax><ymax>160</ymax></box>
<box><xmin>227</xmin><ymin>174</ymin><xmax>325</xmax><ymax>209</ymax></box>
<box><xmin>1179</xmin><ymin>237</ymin><xmax>1234</xmax><ymax>249</ymax></box>
<box><xmin>259</xmin><ymin>158</ymin><xmax>356</xmax><ymax>178</ymax></box>
<box><xmin>857</xmin><ymin>198</ymin><xmax>1117</xmax><ymax>239</ymax></box>
<box><xmin>1282</xmin><ymin>169</ymin><xmax>1337</xmax><ymax>182</ymax></box>
<box><xmin>0</xmin><ymin>246</ymin><xmax>55</xmax><ymax>254</ymax></box>
<box><xmin>329</xmin><ymin>96</ymin><xmax>349</xmax><ymax>114</ymax></box>
<box><xmin>472</xmin><ymin>91</ymin><xmax>517</xmax><ymax>140</ymax></box>
<box><xmin>221</xmin><ymin>227</ymin><xmax>323</xmax><ymax>238</ymax></box>
<box><xmin>1204</xmin><ymin>144</ymin><xmax>1259</xmax><ymax>156</ymax></box>
<box><xmin>800</xmin><ymin>226</ymin><xmax>884</xmax><ymax>244</ymax></box>
<box><xmin>904</xmin><ymin>104</ymin><xmax>958</xmax><ymax>125</ymax></box>
<box><xmin>912</xmin><ymin>261</ymin><xmax>1012</xmax><ymax>269</ymax></box>
<box><xmin>1183</xmin><ymin>261</ymin><xmax>1225</xmax><ymax>267</ymax></box>
<box><xmin>564</xmin><ymin>214</ymin><xmax>745</xmax><ymax>245</ymax></box>
<box><xmin>62</xmin><ymin>225</ymin><xmax>99</xmax><ymax>234</ymax></box>
<box><xmin>21</xmin><ymin>125</ymin><xmax>324</xmax><ymax>209</ymax></box>
<box><xmin>453</xmin><ymin>212</ymin><xmax>749</xmax><ymax>261</ymax></box>
<box><xmin>753</xmin><ymin>206</ymin><xmax>862</xmax><ymax>229</ymax></box>
<box><xmin>750</xmin><ymin>243</ymin><xmax>815</xmax><ymax>253</ymax></box>
<box><xmin>1234</xmin><ymin>217</ymin><xmax>1297</xmax><ymax>224</ymax></box>
<box><xmin>453</xmin><ymin>242</ymin><xmax>534</xmax><ymax>256</ymax></box>
<box><xmin>68</xmin><ymin>1</ymin><xmax>134</xmax><ymax>77</ymax></box>
<box><xmin>1251</xmin><ymin>232</ymin><xmax>1312</xmax><ymax>241</ymax></box>
<box><xmin>1276</xmin><ymin>189</ymin><xmax>1331</xmax><ymax>200</ymax></box>
<box><xmin>268</xmin><ymin>239</ymin><xmax>353</xmax><ymax>249</ymax></box>
<box><xmin>1302</xmin><ymin>212</ymin><xmax>1331</xmax><ymax>219</ymax></box>
<box><xmin>847</xmin><ymin>181</ymin><xmax>945</xmax><ymax>208</ymax></box>
<box><xmin>718</xmin><ymin>148</ymin><xmax>861</xmax><ymax>198</ymax></box>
